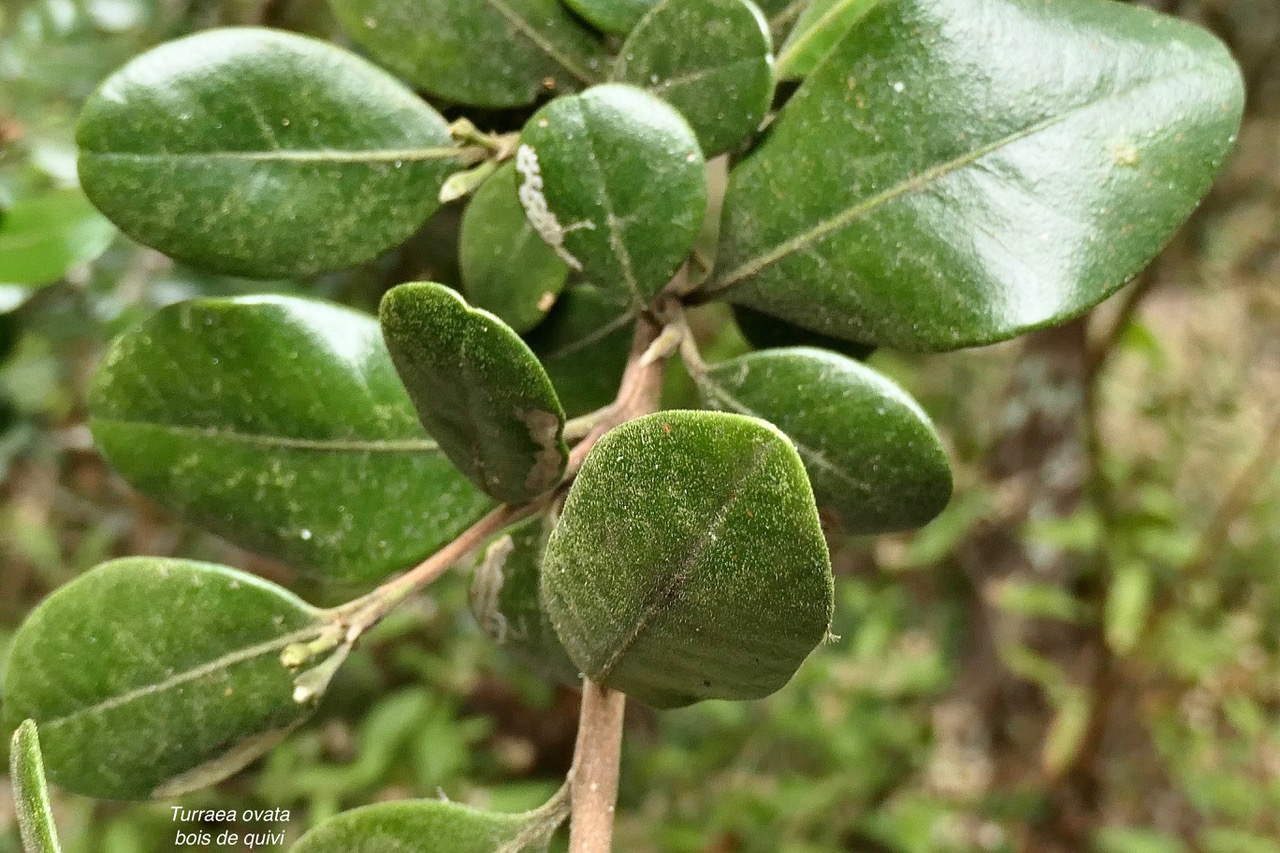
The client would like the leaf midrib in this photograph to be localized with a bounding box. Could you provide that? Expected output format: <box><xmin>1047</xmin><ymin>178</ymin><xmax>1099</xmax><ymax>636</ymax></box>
<box><xmin>710</xmin><ymin>67</ymin><xmax>1204</xmax><ymax>293</ymax></box>
<box><xmin>91</xmin><ymin>418</ymin><xmax>441</xmax><ymax>453</ymax></box>
<box><xmin>41</xmin><ymin>624</ymin><xmax>324</xmax><ymax>731</ymax></box>
<box><xmin>484</xmin><ymin>0</ymin><xmax>598</xmax><ymax>85</ymax></box>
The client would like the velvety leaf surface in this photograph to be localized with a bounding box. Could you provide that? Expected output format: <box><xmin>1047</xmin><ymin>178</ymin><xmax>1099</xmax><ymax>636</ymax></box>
<box><xmin>563</xmin><ymin>0</ymin><xmax>656</xmax><ymax>34</ymax></box>
<box><xmin>712</xmin><ymin>0</ymin><xmax>1245</xmax><ymax>350</ymax></box>
<box><xmin>77</xmin><ymin>27</ymin><xmax>461</xmax><ymax>279</ymax></box>
<box><xmin>613</xmin><ymin>0</ymin><xmax>775</xmax><ymax>156</ymax></box>
<box><xmin>471</xmin><ymin>516</ymin><xmax>580</xmax><ymax>685</ymax></box>
<box><xmin>698</xmin><ymin>348</ymin><xmax>952</xmax><ymax>533</ymax></box>
<box><xmin>0</xmin><ymin>189</ymin><xmax>115</xmax><ymax>287</ymax></box>
<box><xmin>775</xmin><ymin>0</ymin><xmax>876</xmax><ymax>79</ymax></box>
<box><xmin>330</xmin><ymin>0</ymin><xmax>606</xmax><ymax>108</ymax></box>
<box><xmin>733</xmin><ymin>304</ymin><xmax>874</xmax><ymax>361</ymax></box>
<box><xmin>542</xmin><ymin>410</ymin><xmax>833</xmax><ymax>708</ymax></box>
<box><xmin>291</xmin><ymin>799</ymin><xmax>547</xmax><ymax>852</ymax></box>
<box><xmin>380</xmin><ymin>283</ymin><xmax>568</xmax><ymax>505</ymax></box>
<box><xmin>517</xmin><ymin>84</ymin><xmax>707</xmax><ymax>309</ymax></box>
<box><xmin>524</xmin><ymin>284</ymin><xmax>634</xmax><ymax>417</ymax></box>
<box><xmin>3</xmin><ymin>559</ymin><xmax>325</xmax><ymax>800</ymax></box>
<box><xmin>88</xmin><ymin>296</ymin><xmax>490</xmax><ymax>584</ymax></box>
<box><xmin>10</xmin><ymin>721</ymin><xmax>61</xmax><ymax>853</ymax></box>
<box><xmin>460</xmin><ymin>162</ymin><xmax>568</xmax><ymax>334</ymax></box>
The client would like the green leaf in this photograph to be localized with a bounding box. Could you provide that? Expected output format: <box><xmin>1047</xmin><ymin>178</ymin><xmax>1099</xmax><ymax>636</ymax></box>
<box><xmin>517</xmin><ymin>84</ymin><xmax>707</xmax><ymax>309</ymax></box>
<box><xmin>3</xmin><ymin>558</ymin><xmax>327</xmax><ymax>800</ymax></box>
<box><xmin>1042</xmin><ymin>687</ymin><xmax>1092</xmax><ymax>776</ymax></box>
<box><xmin>380</xmin><ymin>283</ymin><xmax>568</xmax><ymax>505</ymax></box>
<box><xmin>10</xmin><ymin>721</ymin><xmax>62</xmax><ymax>853</ymax></box>
<box><xmin>613</xmin><ymin>0</ymin><xmax>775</xmax><ymax>156</ymax></box>
<box><xmin>524</xmin><ymin>284</ymin><xmax>635</xmax><ymax>418</ymax></box>
<box><xmin>711</xmin><ymin>0</ymin><xmax>1245</xmax><ymax>350</ymax></box>
<box><xmin>563</xmin><ymin>0</ymin><xmax>655</xmax><ymax>34</ymax></box>
<box><xmin>1105</xmin><ymin>560</ymin><xmax>1154</xmax><ymax>656</ymax></box>
<box><xmin>760</xmin><ymin>0</ymin><xmax>810</xmax><ymax>42</ymax></box>
<box><xmin>460</xmin><ymin>162</ymin><xmax>568</xmax><ymax>334</ymax></box>
<box><xmin>470</xmin><ymin>516</ymin><xmax>580</xmax><ymax>685</ymax></box>
<box><xmin>732</xmin><ymin>304</ymin><xmax>873</xmax><ymax>360</ymax></box>
<box><xmin>0</xmin><ymin>189</ymin><xmax>115</xmax><ymax>287</ymax></box>
<box><xmin>775</xmin><ymin>0</ymin><xmax>876</xmax><ymax>80</ymax></box>
<box><xmin>697</xmin><ymin>348</ymin><xmax>951</xmax><ymax>534</ymax></box>
<box><xmin>77</xmin><ymin>27</ymin><xmax>462</xmax><ymax>279</ymax></box>
<box><xmin>88</xmin><ymin>296</ymin><xmax>490</xmax><ymax>585</ymax></box>
<box><xmin>292</xmin><ymin>798</ymin><xmax>555</xmax><ymax>853</ymax></box>
<box><xmin>329</xmin><ymin>0</ymin><xmax>606</xmax><ymax>108</ymax></box>
<box><xmin>542</xmin><ymin>410</ymin><xmax>833</xmax><ymax>708</ymax></box>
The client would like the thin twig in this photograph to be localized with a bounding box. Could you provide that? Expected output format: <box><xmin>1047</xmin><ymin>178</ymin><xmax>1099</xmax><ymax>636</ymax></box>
<box><xmin>1183</xmin><ymin>411</ymin><xmax>1280</xmax><ymax>578</ymax></box>
<box><xmin>568</xmin><ymin>681</ymin><xmax>628</xmax><ymax>853</ymax></box>
<box><xmin>564</xmin><ymin>312</ymin><xmax>668</xmax><ymax>853</ymax></box>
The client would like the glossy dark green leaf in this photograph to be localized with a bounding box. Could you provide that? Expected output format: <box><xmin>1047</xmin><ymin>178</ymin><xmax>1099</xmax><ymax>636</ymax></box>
<box><xmin>543</xmin><ymin>410</ymin><xmax>833</xmax><ymax>708</ymax></box>
<box><xmin>698</xmin><ymin>348</ymin><xmax>951</xmax><ymax>533</ymax></box>
<box><xmin>291</xmin><ymin>799</ymin><xmax>553</xmax><ymax>853</ymax></box>
<box><xmin>460</xmin><ymin>162</ymin><xmax>568</xmax><ymax>334</ymax></box>
<box><xmin>524</xmin><ymin>284</ymin><xmax>635</xmax><ymax>418</ymax></box>
<box><xmin>613</xmin><ymin>0</ymin><xmax>774</xmax><ymax>156</ymax></box>
<box><xmin>10</xmin><ymin>721</ymin><xmax>61</xmax><ymax>853</ymax></box>
<box><xmin>77</xmin><ymin>27</ymin><xmax>463</xmax><ymax>279</ymax></box>
<box><xmin>330</xmin><ymin>0</ymin><xmax>606</xmax><ymax>108</ymax></box>
<box><xmin>733</xmin><ymin>304</ymin><xmax>873</xmax><ymax>361</ymax></box>
<box><xmin>89</xmin><ymin>296</ymin><xmax>490</xmax><ymax>584</ymax></box>
<box><xmin>564</xmin><ymin>0</ymin><xmax>655</xmax><ymax>35</ymax></box>
<box><xmin>471</xmin><ymin>516</ymin><xmax>580</xmax><ymax>685</ymax></box>
<box><xmin>0</xmin><ymin>189</ymin><xmax>115</xmax><ymax>287</ymax></box>
<box><xmin>712</xmin><ymin>0</ymin><xmax>1245</xmax><ymax>350</ymax></box>
<box><xmin>775</xmin><ymin>0</ymin><xmax>875</xmax><ymax>79</ymax></box>
<box><xmin>517</xmin><ymin>84</ymin><xmax>707</xmax><ymax>309</ymax></box>
<box><xmin>3</xmin><ymin>559</ymin><xmax>327</xmax><ymax>800</ymax></box>
<box><xmin>381</xmin><ymin>283</ymin><xmax>568</xmax><ymax>505</ymax></box>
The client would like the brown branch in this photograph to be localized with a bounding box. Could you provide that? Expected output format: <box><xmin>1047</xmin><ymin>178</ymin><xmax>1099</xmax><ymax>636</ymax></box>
<box><xmin>568</xmin><ymin>681</ymin><xmax>628</xmax><ymax>853</ymax></box>
<box><xmin>1084</xmin><ymin>270</ymin><xmax>1158</xmax><ymax>381</ymax></box>
<box><xmin>565</xmin><ymin>311</ymin><xmax>667</xmax><ymax>853</ymax></box>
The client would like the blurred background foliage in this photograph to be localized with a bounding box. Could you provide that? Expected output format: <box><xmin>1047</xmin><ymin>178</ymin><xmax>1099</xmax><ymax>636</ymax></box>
<box><xmin>1</xmin><ymin>0</ymin><xmax>1279</xmax><ymax>850</ymax></box>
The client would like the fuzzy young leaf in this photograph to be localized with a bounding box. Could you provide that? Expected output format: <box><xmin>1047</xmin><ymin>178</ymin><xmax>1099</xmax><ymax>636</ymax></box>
<box><xmin>460</xmin><ymin>162</ymin><xmax>568</xmax><ymax>334</ymax></box>
<box><xmin>10</xmin><ymin>721</ymin><xmax>61</xmax><ymax>853</ymax></box>
<box><xmin>330</xmin><ymin>0</ymin><xmax>606</xmax><ymax>108</ymax></box>
<box><xmin>542</xmin><ymin>411</ymin><xmax>833</xmax><ymax>709</ymax></box>
<box><xmin>775</xmin><ymin>0</ymin><xmax>876</xmax><ymax>80</ymax></box>
<box><xmin>470</xmin><ymin>517</ymin><xmax>580</xmax><ymax>685</ymax></box>
<box><xmin>291</xmin><ymin>799</ymin><xmax>558</xmax><ymax>853</ymax></box>
<box><xmin>3</xmin><ymin>559</ymin><xmax>327</xmax><ymax>800</ymax></box>
<box><xmin>698</xmin><ymin>348</ymin><xmax>951</xmax><ymax>534</ymax></box>
<box><xmin>517</xmin><ymin>84</ymin><xmax>707</xmax><ymax>309</ymax></box>
<box><xmin>380</xmin><ymin>283</ymin><xmax>568</xmax><ymax>505</ymax></box>
<box><xmin>88</xmin><ymin>296</ymin><xmax>490</xmax><ymax>585</ymax></box>
<box><xmin>0</xmin><ymin>189</ymin><xmax>115</xmax><ymax>287</ymax></box>
<box><xmin>77</xmin><ymin>27</ymin><xmax>462</xmax><ymax>278</ymax></box>
<box><xmin>524</xmin><ymin>284</ymin><xmax>635</xmax><ymax>418</ymax></box>
<box><xmin>712</xmin><ymin>0</ymin><xmax>1245</xmax><ymax>350</ymax></box>
<box><xmin>614</xmin><ymin>0</ymin><xmax>775</xmax><ymax>156</ymax></box>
